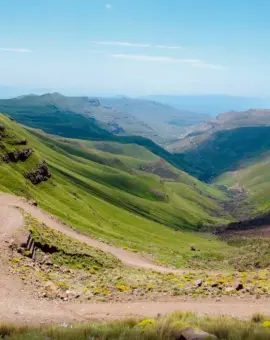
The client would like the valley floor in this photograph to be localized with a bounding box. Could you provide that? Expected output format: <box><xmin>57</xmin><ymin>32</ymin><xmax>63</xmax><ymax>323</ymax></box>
<box><xmin>0</xmin><ymin>193</ymin><xmax>270</xmax><ymax>325</ymax></box>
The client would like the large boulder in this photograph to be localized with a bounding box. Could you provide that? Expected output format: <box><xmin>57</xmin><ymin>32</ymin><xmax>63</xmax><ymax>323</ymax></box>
<box><xmin>25</xmin><ymin>161</ymin><xmax>52</xmax><ymax>185</ymax></box>
<box><xmin>176</xmin><ymin>327</ymin><xmax>218</xmax><ymax>340</ymax></box>
<box><xmin>3</xmin><ymin>148</ymin><xmax>33</xmax><ymax>162</ymax></box>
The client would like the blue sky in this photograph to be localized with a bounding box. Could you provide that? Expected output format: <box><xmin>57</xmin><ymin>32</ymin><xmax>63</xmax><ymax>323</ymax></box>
<box><xmin>0</xmin><ymin>0</ymin><xmax>269</xmax><ymax>96</ymax></box>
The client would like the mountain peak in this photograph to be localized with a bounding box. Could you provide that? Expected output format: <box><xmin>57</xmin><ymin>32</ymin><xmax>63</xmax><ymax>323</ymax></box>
<box><xmin>40</xmin><ymin>92</ymin><xmax>64</xmax><ymax>98</ymax></box>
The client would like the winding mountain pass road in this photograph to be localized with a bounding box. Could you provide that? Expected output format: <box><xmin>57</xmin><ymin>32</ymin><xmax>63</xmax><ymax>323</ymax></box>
<box><xmin>0</xmin><ymin>193</ymin><xmax>186</xmax><ymax>273</ymax></box>
<box><xmin>0</xmin><ymin>193</ymin><xmax>269</xmax><ymax>324</ymax></box>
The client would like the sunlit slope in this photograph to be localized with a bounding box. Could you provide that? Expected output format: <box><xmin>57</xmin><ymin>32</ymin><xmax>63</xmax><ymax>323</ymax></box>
<box><xmin>28</xmin><ymin>127</ymin><xmax>229</xmax><ymax>221</ymax></box>
<box><xmin>176</xmin><ymin>127</ymin><xmax>270</xmax><ymax>181</ymax></box>
<box><xmin>0</xmin><ymin>114</ymin><xmax>231</xmax><ymax>267</ymax></box>
<box><xmin>215</xmin><ymin>153</ymin><xmax>270</xmax><ymax>214</ymax></box>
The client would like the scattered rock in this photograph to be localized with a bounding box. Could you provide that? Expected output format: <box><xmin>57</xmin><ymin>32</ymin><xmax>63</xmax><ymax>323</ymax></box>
<box><xmin>3</xmin><ymin>148</ymin><xmax>33</xmax><ymax>163</ymax></box>
<box><xmin>211</xmin><ymin>282</ymin><xmax>219</xmax><ymax>288</ymax></box>
<box><xmin>28</xmin><ymin>200</ymin><xmax>38</xmax><ymax>207</ymax></box>
<box><xmin>44</xmin><ymin>282</ymin><xmax>59</xmax><ymax>298</ymax></box>
<box><xmin>25</xmin><ymin>161</ymin><xmax>52</xmax><ymax>185</ymax></box>
<box><xmin>224</xmin><ymin>287</ymin><xmax>234</xmax><ymax>294</ymax></box>
<box><xmin>194</xmin><ymin>279</ymin><xmax>203</xmax><ymax>287</ymax></box>
<box><xmin>65</xmin><ymin>290</ymin><xmax>80</xmax><ymax>299</ymax></box>
<box><xmin>17</xmin><ymin>246</ymin><xmax>25</xmax><ymax>254</ymax></box>
<box><xmin>0</xmin><ymin>124</ymin><xmax>5</xmax><ymax>132</ymax></box>
<box><xmin>190</xmin><ymin>246</ymin><xmax>196</xmax><ymax>251</ymax></box>
<box><xmin>175</xmin><ymin>327</ymin><xmax>218</xmax><ymax>340</ymax></box>
<box><xmin>40</xmin><ymin>254</ymin><xmax>53</xmax><ymax>266</ymax></box>
<box><xmin>233</xmin><ymin>282</ymin><xmax>244</xmax><ymax>291</ymax></box>
<box><xmin>7</xmin><ymin>238</ymin><xmax>16</xmax><ymax>249</ymax></box>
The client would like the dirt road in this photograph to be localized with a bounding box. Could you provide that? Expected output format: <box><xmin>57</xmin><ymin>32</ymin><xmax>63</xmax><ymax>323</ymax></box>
<box><xmin>0</xmin><ymin>193</ymin><xmax>186</xmax><ymax>273</ymax></box>
<box><xmin>0</xmin><ymin>193</ymin><xmax>269</xmax><ymax>324</ymax></box>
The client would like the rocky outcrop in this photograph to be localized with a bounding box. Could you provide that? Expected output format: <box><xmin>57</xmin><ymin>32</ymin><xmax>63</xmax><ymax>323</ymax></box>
<box><xmin>9</xmin><ymin>139</ymin><xmax>28</xmax><ymax>146</ymax></box>
<box><xmin>25</xmin><ymin>161</ymin><xmax>52</xmax><ymax>185</ymax></box>
<box><xmin>3</xmin><ymin>148</ymin><xmax>33</xmax><ymax>163</ymax></box>
<box><xmin>0</xmin><ymin>124</ymin><xmax>5</xmax><ymax>132</ymax></box>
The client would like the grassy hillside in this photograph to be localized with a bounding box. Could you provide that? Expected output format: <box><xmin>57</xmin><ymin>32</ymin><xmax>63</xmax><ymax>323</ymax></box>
<box><xmin>215</xmin><ymin>153</ymin><xmax>270</xmax><ymax>215</ymax></box>
<box><xmin>0</xmin><ymin>113</ymin><xmax>232</xmax><ymax>268</ymax></box>
<box><xmin>175</xmin><ymin>127</ymin><xmax>270</xmax><ymax>182</ymax></box>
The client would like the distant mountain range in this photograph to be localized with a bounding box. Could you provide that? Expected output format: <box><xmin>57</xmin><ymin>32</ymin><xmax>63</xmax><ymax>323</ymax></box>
<box><xmin>98</xmin><ymin>96</ymin><xmax>209</xmax><ymax>141</ymax></box>
<box><xmin>146</xmin><ymin>95</ymin><xmax>270</xmax><ymax>116</ymax></box>
<box><xmin>0</xmin><ymin>93</ymin><xmax>209</xmax><ymax>143</ymax></box>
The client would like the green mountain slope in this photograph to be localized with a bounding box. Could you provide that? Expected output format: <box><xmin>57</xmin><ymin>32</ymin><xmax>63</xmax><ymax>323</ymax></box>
<box><xmin>175</xmin><ymin>126</ymin><xmax>270</xmax><ymax>182</ymax></box>
<box><xmin>0</xmin><ymin>93</ymin><xmax>198</xmax><ymax>174</ymax></box>
<box><xmin>215</xmin><ymin>153</ymin><xmax>270</xmax><ymax>215</ymax></box>
<box><xmin>0</xmin><ymin>113</ymin><xmax>231</xmax><ymax>268</ymax></box>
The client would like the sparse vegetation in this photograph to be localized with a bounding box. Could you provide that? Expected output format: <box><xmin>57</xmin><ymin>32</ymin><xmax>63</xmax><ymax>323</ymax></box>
<box><xmin>8</xmin><ymin>215</ymin><xmax>270</xmax><ymax>302</ymax></box>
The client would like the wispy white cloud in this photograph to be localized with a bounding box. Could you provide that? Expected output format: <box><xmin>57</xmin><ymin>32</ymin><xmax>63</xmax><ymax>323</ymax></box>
<box><xmin>112</xmin><ymin>54</ymin><xmax>196</xmax><ymax>62</ymax></box>
<box><xmin>0</xmin><ymin>48</ymin><xmax>32</xmax><ymax>53</ymax></box>
<box><xmin>105</xmin><ymin>4</ymin><xmax>112</xmax><ymax>9</ymax></box>
<box><xmin>111</xmin><ymin>53</ymin><xmax>223</xmax><ymax>69</ymax></box>
<box><xmin>91</xmin><ymin>41</ymin><xmax>183</xmax><ymax>49</ymax></box>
